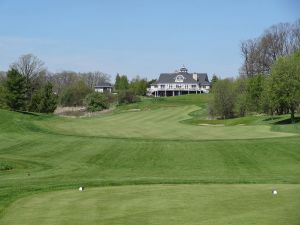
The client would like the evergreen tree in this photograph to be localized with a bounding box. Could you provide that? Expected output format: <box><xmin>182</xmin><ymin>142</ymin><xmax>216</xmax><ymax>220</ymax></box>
<box><xmin>211</xmin><ymin>74</ymin><xmax>219</xmax><ymax>87</ymax></box>
<box><xmin>5</xmin><ymin>69</ymin><xmax>27</xmax><ymax>111</ymax></box>
<box><xmin>0</xmin><ymin>83</ymin><xmax>7</xmax><ymax>109</ymax></box>
<box><xmin>118</xmin><ymin>75</ymin><xmax>129</xmax><ymax>90</ymax></box>
<box><xmin>115</xmin><ymin>73</ymin><xmax>120</xmax><ymax>91</ymax></box>
<box><xmin>39</xmin><ymin>82</ymin><xmax>58</xmax><ymax>113</ymax></box>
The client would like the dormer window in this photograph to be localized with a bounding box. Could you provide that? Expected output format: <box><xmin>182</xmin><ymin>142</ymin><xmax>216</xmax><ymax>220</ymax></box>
<box><xmin>175</xmin><ymin>75</ymin><xmax>185</xmax><ymax>82</ymax></box>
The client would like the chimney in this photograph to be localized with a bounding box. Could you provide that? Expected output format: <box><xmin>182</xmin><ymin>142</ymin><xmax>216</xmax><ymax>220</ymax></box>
<box><xmin>193</xmin><ymin>73</ymin><xmax>198</xmax><ymax>81</ymax></box>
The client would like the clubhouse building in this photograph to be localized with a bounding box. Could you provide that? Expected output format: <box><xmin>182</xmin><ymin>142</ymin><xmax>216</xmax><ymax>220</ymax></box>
<box><xmin>148</xmin><ymin>66</ymin><xmax>211</xmax><ymax>97</ymax></box>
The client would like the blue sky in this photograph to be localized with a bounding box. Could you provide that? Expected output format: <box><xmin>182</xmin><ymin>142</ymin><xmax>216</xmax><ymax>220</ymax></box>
<box><xmin>0</xmin><ymin>0</ymin><xmax>299</xmax><ymax>80</ymax></box>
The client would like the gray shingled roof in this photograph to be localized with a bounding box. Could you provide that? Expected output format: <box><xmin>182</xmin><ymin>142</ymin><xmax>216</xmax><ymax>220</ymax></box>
<box><xmin>95</xmin><ymin>82</ymin><xmax>113</xmax><ymax>88</ymax></box>
<box><xmin>155</xmin><ymin>72</ymin><xmax>210</xmax><ymax>85</ymax></box>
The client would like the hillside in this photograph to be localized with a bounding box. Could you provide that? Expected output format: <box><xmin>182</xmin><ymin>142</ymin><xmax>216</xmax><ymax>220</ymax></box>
<box><xmin>0</xmin><ymin>94</ymin><xmax>300</xmax><ymax>225</ymax></box>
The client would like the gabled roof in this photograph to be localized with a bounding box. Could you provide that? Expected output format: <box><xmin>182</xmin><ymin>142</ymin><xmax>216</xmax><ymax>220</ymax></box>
<box><xmin>200</xmin><ymin>81</ymin><xmax>211</xmax><ymax>86</ymax></box>
<box><xmin>156</xmin><ymin>73</ymin><xmax>198</xmax><ymax>84</ymax></box>
<box><xmin>95</xmin><ymin>82</ymin><xmax>113</xmax><ymax>88</ymax></box>
<box><xmin>155</xmin><ymin>72</ymin><xmax>210</xmax><ymax>85</ymax></box>
<box><xmin>196</xmin><ymin>73</ymin><xmax>209</xmax><ymax>83</ymax></box>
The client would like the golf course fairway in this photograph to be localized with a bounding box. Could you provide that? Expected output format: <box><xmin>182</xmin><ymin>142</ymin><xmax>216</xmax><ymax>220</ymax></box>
<box><xmin>0</xmin><ymin>95</ymin><xmax>299</xmax><ymax>225</ymax></box>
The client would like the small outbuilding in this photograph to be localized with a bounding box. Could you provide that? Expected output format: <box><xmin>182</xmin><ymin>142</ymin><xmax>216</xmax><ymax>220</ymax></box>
<box><xmin>94</xmin><ymin>83</ymin><xmax>113</xmax><ymax>93</ymax></box>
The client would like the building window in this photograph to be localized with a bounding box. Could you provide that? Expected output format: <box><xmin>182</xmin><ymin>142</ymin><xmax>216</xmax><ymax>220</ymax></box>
<box><xmin>161</xmin><ymin>85</ymin><xmax>165</xmax><ymax>89</ymax></box>
<box><xmin>191</xmin><ymin>85</ymin><xmax>196</xmax><ymax>88</ymax></box>
<box><xmin>175</xmin><ymin>75</ymin><xmax>184</xmax><ymax>82</ymax></box>
<box><xmin>176</xmin><ymin>85</ymin><xmax>181</xmax><ymax>88</ymax></box>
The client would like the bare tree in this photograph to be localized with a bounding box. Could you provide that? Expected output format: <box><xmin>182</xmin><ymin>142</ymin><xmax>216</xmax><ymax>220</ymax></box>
<box><xmin>80</xmin><ymin>71</ymin><xmax>111</xmax><ymax>88</ymax></box>
<box><xmin>11</xmin><ymin>54</ymin><xmax>45</xmax><ymax>84</ymax></box>
<box><xmin>240</xmin><ymin>39</ymin><xmax>260</xmax><ymax>76</ymax></box>
<box><xmin>0</xmin><ymin>71</ymin><xmax>6</xmax><ymax>82</ymax></box>
<box><xmin>292</xmin><ymin>19</ymin><xmax>300</xmax><ymax>51</ymax></box>
<box><xmin>240</xmin><ymin>19</ymin><xmax>300</xmax><ymax>76</ymax></box>
<box><xmin>48</xmin><ymin>71</ymin><xmax>80</xmax><ymax>95</ymax></box>
<box><xmin>10</xmin><ymin>54</ymin><xmax>46</xmax><ymax>105</ymax></box>
<box><xmin>48</xmin><ymin>70</ymin><xmax>111</xmax><ymax>94</ymax></box>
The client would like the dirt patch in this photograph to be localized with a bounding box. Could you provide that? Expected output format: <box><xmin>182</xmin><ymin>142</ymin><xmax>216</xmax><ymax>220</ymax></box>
<box><xmin>55</xmin><ymin>106</ymin><xmax>113</xmax><ymax>118</ymax></box>
<box><xmin>198</xmin><ymin>123</ymin><xmax>225</xmax><ymax>126</ymax></box>
<box><xmin>127</xmin><ymin>109</ymin><xmax>141</xmax><ymax>112</ymax></box>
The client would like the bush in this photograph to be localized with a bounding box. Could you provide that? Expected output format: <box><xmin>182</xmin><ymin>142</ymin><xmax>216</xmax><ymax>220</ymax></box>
<box><xmin>59</xmin><ymin>80</ymin><xmax>92</xmax><ymax>106</ymax></box>
<box><xmin>118</xmin><ymin>90</ymin><xmax>141</xmax><ymax>104</ymax></box>
<box><xmin>209</xmin><ymin>79</ymin><xmax>235</xmax><ymax>119</ymax></box>
<box><xmin>0</xmin><ymin>162</ymin><xmax>14</xmax><ymax>171</ymax></box>
<box><xmin>84</xmin><ymin>92</ymin><xmax>113</xmax><ymax>112</ymax></box>
<box><xmin>29</xmin><ymin>82</ymin><xmax>58</xmax><ymax>113</ymax></box>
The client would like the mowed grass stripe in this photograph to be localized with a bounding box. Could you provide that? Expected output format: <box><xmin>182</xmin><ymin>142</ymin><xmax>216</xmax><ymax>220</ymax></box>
<box><xmin>33</xmin><ymin>106</ymin><xmax>297</xmax><ymax>140</ymax></box>
<box><xmin>1</xmin><ymin>131</ymin><xmax>299</xmax><ymax>184</ymax></box>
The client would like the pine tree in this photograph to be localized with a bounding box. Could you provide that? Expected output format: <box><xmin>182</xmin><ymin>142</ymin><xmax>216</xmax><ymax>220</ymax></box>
<box><xmin>115</xmin><ymin>73</ymin><xmax>121</xmax><ymax>91</ymax></box>
<box><xmin>5</xmin><ymin>69</ymin><xmax>27</xmax><ymax>111</ymax></box>
<box><xmin>211</xmin><ymin>74</ymin><xmax>219</xmax><ymax>87</ymax></box>
<box><xmin>39</xmin><ymin>82</ymin><xmax>58</xmax><ymax>113</ymax></box>
<box><xmin>119</xmin><ymin>75</ymin><xmax>129</xmax><ymax>90</ymax></box>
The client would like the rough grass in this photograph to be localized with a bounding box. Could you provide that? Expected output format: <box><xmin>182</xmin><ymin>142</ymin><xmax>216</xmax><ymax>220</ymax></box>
<box><xmin>0</xmin><ymin>94</ymin><xmax>299</xmax><ymax>224</ymax></box>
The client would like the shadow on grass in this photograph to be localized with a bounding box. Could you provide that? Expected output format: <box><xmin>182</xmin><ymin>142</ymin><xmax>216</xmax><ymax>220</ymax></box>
<box><xmin>274</xmin><ymin>117</ymin><xmax>300</xmax><ymax>125</ymax></box>
<box><xmin>263</xmin><ymin>116</ymin><xmax>282</xmax><ymax>122</ymax></box>
<box><xmin>17</xmin><ymin>111</ymin><xmax>40</xmax><ymax>116</ymax></box>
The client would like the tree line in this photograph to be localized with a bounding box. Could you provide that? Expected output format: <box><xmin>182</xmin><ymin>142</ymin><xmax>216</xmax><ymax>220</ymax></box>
<box><xmin>0</xmin><ymin>54</ymin><xmax>150</xmax><ymax>113</ymax></box>
<box><xmin>240</xmin><ymin>19</ymin><xmax>300</xmax><ymax>76</ymax></box>
<box><xmin>210</xmin><ymin>19</ymin><xmax>300</xmax><ymax>123</ymax></box>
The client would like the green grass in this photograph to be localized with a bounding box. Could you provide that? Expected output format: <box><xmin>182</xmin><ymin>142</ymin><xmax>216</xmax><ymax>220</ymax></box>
<box><xmin>32</xmin><ymin>105</ymin><xmax>296</xmax><ymax>140</ymax></box>
<box><xmin>2</xmin><ymin>184</ymin><xmax>300</xmax><ymax>225</ymax></box>
<box><xmin>0</xmin><ymin>94</ymin><xmax>299</xmax><ymax>224</ymax></box>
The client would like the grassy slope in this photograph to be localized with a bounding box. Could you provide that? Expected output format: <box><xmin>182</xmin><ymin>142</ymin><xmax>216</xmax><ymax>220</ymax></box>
<box><xmin>0</xmin><ymin>94</ymin><xmax>300</xmax><ymax>224</ymax></box>
<box><xmin>32</xmin><ymin>96</ymin><xmax>296</xmax><ymax>140</ymax></box>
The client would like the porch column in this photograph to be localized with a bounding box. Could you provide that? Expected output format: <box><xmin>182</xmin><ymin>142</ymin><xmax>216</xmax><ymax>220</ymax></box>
<box><xmin>173</xmin><ymin>91</ymin><xmax>174</xmax><ymax>96</ymax></box>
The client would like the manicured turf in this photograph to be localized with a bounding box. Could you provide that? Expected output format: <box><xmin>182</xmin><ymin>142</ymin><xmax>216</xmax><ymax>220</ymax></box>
<box><xmin>0</xmin><ymin>94</ymin><xmax>299</xmax><ymax>224</ymax></box>
<box><xmin>34</xmin><ymin>105</ymin><xmax>295</xmax><ymax>140</ymax></box>
<box><xmin>2</xmin><ymin>184</ymin><xmax>300</xmax><ymax>225</ymax></box>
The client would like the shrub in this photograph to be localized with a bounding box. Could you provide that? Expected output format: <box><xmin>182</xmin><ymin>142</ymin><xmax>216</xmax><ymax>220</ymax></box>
<box><xmin>0</xmin><ymin>162</ymin><xmax>14</xmax><ymax>171</ymax></box>
<box><xmin>84</xmin><ymin>92</ymin><xmax>113</xmax><ymax>112</ymax></box>
<box><xmin>29</xmin><ymin>82</ymin><xmax>58</xmax><ymax>113</ymax></box>
<box><xmin>118</xmin><ymin>90</ymin><xmax>141</xmax><ymax>104</ymax></box>
<box><xmin>59</xmin><ymin>80</ymin><xmax>92</xmax><ymax>106</ymax></box>
<box><xmin>209</xmin><ymin>79</ymin><xmax>235</xmax><ymax>119</ymax></box>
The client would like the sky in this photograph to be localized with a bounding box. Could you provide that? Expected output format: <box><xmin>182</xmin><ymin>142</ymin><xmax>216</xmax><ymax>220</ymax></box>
<box><xmin>0</xmin><ymin>0</ymin><xmax>299</xmax><ymax>80</ymax></box>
